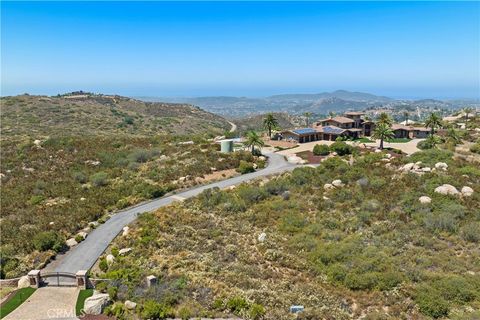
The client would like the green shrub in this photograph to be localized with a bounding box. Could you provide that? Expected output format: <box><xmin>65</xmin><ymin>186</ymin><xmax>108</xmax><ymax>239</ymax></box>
<box><xmin>33</xmin><ymin>231</ymin><xmax>65</xmax><ymax>252</ymax></box>
<box><xmin>344</xmin><ymin>272</ymin><xmax>378</xmax><ymax>290</ymax></box>
<box><xmin>128</xmin><ymin>149</ymin><xmax>154</xmax><ymax>163</ymax></box>
<box><xmin>104</xmin><ymin>302</ymin><xmax>126</xmax><ymax>318</ymax></box>
<box><xmin>417</xmin><ymin>140</ymin><xmax>434</xmax><ymax>150</ymax></box>
<box><xmin>29</xmin><ymin>195</ymin><xmax>45</xmax><ymax>205</ymax></box>
<box><xmin>313</xmin><ymin>144</ymin><xmax>330</xmax><ymax>156</ymax></box>
<box><xmin>111</xmin><ymin>247</ymin><xmax>119</xmax><ymax>257</ymax></box>
<box><xmin>177</xmin><ymin>306</ymin><xmax>192</xmax><ymax>320</ymax></box>
<box><xmin>107</xmin><ymin>286</ymin><xmax>118</xmax><ymax>300</ymax></box>
<box><xmin>95</xmin><ymin>281</ymin><xmax>108</xmax><ymax>293</ymax></box>
<box><xmin>433</xmin><ymin>276</ymin><xmax>477</xmax><ymax>303</ymax></box>
<box><xmin>469</xmin><ymin>142</ymin><xmax>480</xmax><ymax>154</ymax></box>
<box><xmin>249</xmin><ymin>303</ymin><xmax>266</xmax><ymax>319</ymax></box>
<box><xmin>409</xmin><ymin>149</ymin><xmax>453</xmax><ymax>167</ymax></box>
<box><xmin>74</xmin><ymin>235</ymin><xmax>84</xmax><ymax>243</ymax></box>
<box><xmin>237</xmin><ymin>160</ymin><xmax>255</xmax><ymax>174</ymax></box>
<box><xmin>330</xmin><ymin>141</ymin><xmax>353</xmax><ymax>156</ymax></box>
<box><xmin>461</xmin><ymin>222</ymin><xmax>480</xmax><ymax>243</ymax></box>
<box><xmin>90</xmin><ymin>172</ymin><xmax>109</xmax><ymax>187</ymax></box>
<box><xmin>141</xmin><ymin>300</ymin><xmax>174</xmax><ymax>320</ymax></box>
<box><xmin>99</xmin><ymin>258</ymin><xmax>108</xmax><ymax>272</ymax></box>
<box><xmin>424</xmin><ymin>212</ymin><xmax>458</xmax><ymax>233</ymax></box>
<box><xmin>415</xmin><ymin>290</ymin><xmax>449</xmax><ymax>318</ymax></box>
<box><xmin>73</xmin><ymin>171</ymin><xmax>88</xmax><ymax>184</ymax></box>
<box><xmin>226</xmin><ymin>296</ymin><xmax>249</xmax><ymax>314</ymax></box>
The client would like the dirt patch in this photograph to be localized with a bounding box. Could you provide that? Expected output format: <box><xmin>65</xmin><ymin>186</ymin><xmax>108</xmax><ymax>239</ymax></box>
<box><xmin>264</xmin><ymin>138</ymin><xmax>298</xmax><ymax>149</ymax></box>
<box><xmin>296</xmin><ymin>151</ymin><xmax>327</xmax><ymax>164</ymax></box>
<box><xmin>195</xmin><ymin>168</ymin><xmax>239</xmax><ymax>184</ymax></box>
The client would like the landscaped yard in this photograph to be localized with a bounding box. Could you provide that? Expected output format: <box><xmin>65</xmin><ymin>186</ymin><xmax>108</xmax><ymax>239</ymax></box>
<box><xmin>353</xmin><ymin>137</ymin><xmax>374</xmax><ymax>143</ymax></box>
<box><xmin>0</xmin><ymin>287</ymin><xmax>36</xmax><ymax>319</ymax></box>
<box><xmin>386</xmin><ymin>137</ymin><xmax>411</xmax><ymax>143</ymax></box>
<box><xmin>75</xmin><ymin>289</ymin><xmax>94</xmax><ymax>316</ymax></box>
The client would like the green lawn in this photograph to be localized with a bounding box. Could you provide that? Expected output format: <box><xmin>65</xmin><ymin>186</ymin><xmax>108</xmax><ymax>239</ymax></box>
<box><xmin>75</xmin><ymin>289</ymin><xmax>94</xmax><ymax>316</ymax></box>
<box><xmin>0</xmin><ymin>287</ymin><xmax>36</xmax><ymax>319</ymax></box>
<box><xmin>354</xmin><ymin>137</ymin><xmax>374</xmax><ymax>143</ymax></box>
<box><xmin>386</xmin><ymin>137</ymin><xmax>411</xmax><ymax>143</ymax></box>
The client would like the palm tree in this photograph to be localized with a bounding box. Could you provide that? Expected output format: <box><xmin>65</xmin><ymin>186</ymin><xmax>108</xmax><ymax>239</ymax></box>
<box><xmin>328</xmin><ymin>111</ymin><xmax>336</xmax><ymax>119</ymax></box>
<box><xmin>463</xmin><ymin>107</ymin><xmax>473</xmax><ymax>128</ymax></box>
<box><xmin>263</xmin><ymin>113</ymin><xmax>279</xmax><ymax>139</ymax></box>
<box><xmin>372</xmin><ymin>123</ymin><xmax>394</xmax><ymax>150</ymax></box>
<box><xmin>425</xmin><ymin>113</ymin><xmax>443</xmax><ymax>135</ymax></box>
<box><xmin>403</xmin><ymin>111</ymin><xmax>409</xmax><ymax>125</ymax></box>
<box><xmin>425</xmin><ymin>134</ymin><xmax>442</xmax><ymax>149</ymax></box>
<box><xmin>378</xmin><ymin>112</ymin><xmax>393</xmax><ymax>126</ymax></box>
<box><xmin>304</xmin><ymin>112</ymin><xmax>313</xmax><ymax>127</ymax></box>
<box><xmin>244</xmin><ymin>131</ymin><xmax>265</xmax><ymax>154</ymax></box>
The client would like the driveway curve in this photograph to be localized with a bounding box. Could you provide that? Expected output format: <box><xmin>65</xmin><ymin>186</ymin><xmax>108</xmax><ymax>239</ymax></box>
<box><xmin>50</xmin><ymin>152</ymin><xmax>295</xmax><ymax>273</ymax></box>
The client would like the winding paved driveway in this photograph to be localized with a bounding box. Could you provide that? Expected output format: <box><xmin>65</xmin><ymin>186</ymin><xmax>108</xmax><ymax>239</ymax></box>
<box><xmin>50</xmin><ymin>152</ymin><xmax>294</xmax><ymax>273</ymax></box>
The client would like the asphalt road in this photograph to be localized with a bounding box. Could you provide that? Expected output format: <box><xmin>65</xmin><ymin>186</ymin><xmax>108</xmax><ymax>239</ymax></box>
<box><xmin>51</xmin><ymin>152</ymin><xmax>295</xmax><ymax>273</ymax></box>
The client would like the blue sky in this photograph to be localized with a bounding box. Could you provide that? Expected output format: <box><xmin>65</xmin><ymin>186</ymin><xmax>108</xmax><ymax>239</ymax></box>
<box><xmin>1</xmin><ymin>1</ymin><xmax>479</xmax><ymax>99</ymax></box>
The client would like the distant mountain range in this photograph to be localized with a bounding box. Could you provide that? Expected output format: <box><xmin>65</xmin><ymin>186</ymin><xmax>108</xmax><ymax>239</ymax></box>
<box><xmin>137</xmin><ymin>90</ymin><xmax>479</xmax><ymax>117</ymax></box>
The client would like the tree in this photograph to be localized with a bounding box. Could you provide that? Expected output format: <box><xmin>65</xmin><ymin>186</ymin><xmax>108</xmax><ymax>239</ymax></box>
<box><xmin>425</xmin><ymin>113</ymin><xmax>443</xmax><ymax>135</ymax></box>
<box><xmin>244</xmin><ymin>131</ymin><xmax>265</xmax><ymax>154</ymax></box>
<box><xmin>372</xmin><ymin>123</ymin><xmax>394</xmax><ymax>150</ymax></box>
<box><xmin>403</xmin><ymin>111</ymin><xmax>409</xmax><ymax>125</ymax></box>
<box><xmin>263</xmin><ymin>113</ymin><xmax>279</xmax><ymax>139</ymax></box>
<box><xmin>378</xmin><ymin>112</ymin><xmax>393</xmax><ymax>126</ymax></box>
<box><xmin>446</xmin><ymin>127</ymin><xmax>461</xmax><ymax>145</ymax></box>
<box><xmin>463</xmin><ymin>107</ymin><xmax>473</xmax><ymax>128</ymax></box>
<box><xmin>304</xmin><ymin>112</ymin><xmax>313</xmax><ymax>127</ymax></box>
<box><xmin>425</xmin><ymin>134</ymin><xmax>442</xmax><ymax>149</ymax></box>
<box><xmin>328</xmin><ymin>111</ymin><xmax>336</xmax><ymax>119</ymax></box>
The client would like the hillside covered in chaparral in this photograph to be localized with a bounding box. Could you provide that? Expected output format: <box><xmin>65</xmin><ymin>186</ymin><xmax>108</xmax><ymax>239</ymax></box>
<box><xmin>0</xmin><ymin>92</ymin><xmax>264</xmax><ymax>278</ymax></box>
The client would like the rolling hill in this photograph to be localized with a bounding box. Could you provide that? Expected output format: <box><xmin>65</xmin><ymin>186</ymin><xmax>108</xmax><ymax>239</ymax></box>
<box><xmin>1</xmin><ymin>93</ymin><xmax>230</xmax><ymax>137</ymax></box>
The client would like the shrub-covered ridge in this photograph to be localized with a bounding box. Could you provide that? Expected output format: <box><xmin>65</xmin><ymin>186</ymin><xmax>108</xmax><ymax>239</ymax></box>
<box><xmin>100</xmin><ymin>149</ymin><xmax>480</xmax><ymax>319</ymax></box>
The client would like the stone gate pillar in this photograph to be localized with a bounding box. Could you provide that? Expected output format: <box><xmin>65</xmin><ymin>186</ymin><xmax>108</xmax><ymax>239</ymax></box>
<box><xmin>76</xmin><ymin>270</ymin><xmax>88</xmax><ymax>289</ymax></box>
<box><xmin>28</xmin><ymin>270</ymin><xmax>41</xmax><ymax>288</ymax></box>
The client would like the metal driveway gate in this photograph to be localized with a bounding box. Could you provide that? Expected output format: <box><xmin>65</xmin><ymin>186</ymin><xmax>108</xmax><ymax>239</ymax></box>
<box><xmin>40</xmin><ymin>272</ymin><xmax>77</xmax><ymax>287</ymax></box>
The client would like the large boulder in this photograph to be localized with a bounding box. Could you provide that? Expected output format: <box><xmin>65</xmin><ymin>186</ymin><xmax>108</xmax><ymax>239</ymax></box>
<box><xmin>413</xmin><ymin>162</ymin><xmax>422</xmax><ymax>170</ymax></box>
<box><xmin>66</xmin><ymin>238</ymin><xmax>78</xmax><ymax>247</ymax></box>
<box><xmin>435</xmin><ymin>162</ymin><xmax>448</xmax><ymax>171</ymax></box>
<box><xmin>400</xmin><ymin>163</ymin><xmax>415</xmax><ymax>172</ymax></box>
<box><xmin>17</xmin><ymin>275</ymin><xmax>30</xmax><ymax>288</ymax></box>
<box><xmin>461</xmin><ymin>186</ymin><xmax>474</xmax><ymax>197</ymax></box>
<box><xmin>84</xmin><ymin>293</ymin><xmax>110</xmax><ymax>315</ymax></box>
<box><xmin>332</xmin><ymin>179</ymin><xmax>344</xmax><ymax>187</ymax></box>
<box><xmin>119</xmin><ymin>248</ymin><xmax>132</xmax><ymax>255</ymax></box>
<box><xmin>419</xmin><ymin>196</ymin><xmax>432</xmax><ymax>204</ymax></box>
<box><xmin>434</xmin><ymin>184</ymin><xmax>459</xmax><ymax>196</ymax></box>
<box><xmin>124</xmin><ymin>300</ymin><xmax>137</xmax><ymax>310</ymax></box>
<box><xmin>287</xmin><ymin>155</ymin><xmax>303</xmax><ymax>164</ymax></box>
<box><xmin>106</xmin><ymin>254</ymin><xmax>115</xmax><ymax>265</ymax></box>
<box><xmin>324</xmin><ymin>183</ymin><xmax>334</xmax><ymax>191</ymax></box>
<box><xmin>122</xmin><ymin>226</ymin><xmax>129</xmax><ymax>237</ymax></box>
<box><xmin>77</xmin><ymin>232</ymin><xmax>88</xmax><ymax>240</ymax></box>
<box><xmin>257</xmin><ymin>232</ymin><xmax>267</xmax><ymax>243</ymax></box>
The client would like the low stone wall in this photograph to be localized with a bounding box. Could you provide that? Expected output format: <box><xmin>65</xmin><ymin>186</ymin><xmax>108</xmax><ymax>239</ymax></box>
<box><xmin>88</xmin><ymin>278</ymin><xmax>113</xmax><ymax>288</ymax></box>
<box><xmin>0</xmin><ymin>277</ymin><xmax>22</xmax><ymax>287</ymax></box>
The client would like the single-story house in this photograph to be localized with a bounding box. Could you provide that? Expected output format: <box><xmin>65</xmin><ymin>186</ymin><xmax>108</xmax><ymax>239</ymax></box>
<box><xmin>315</xmin><ymin>126</ymin><xmax>363</xmax><ymax>140</ymax></box>
<box><xmin>391</xmin><ymin>124</ymin><xmax>430</xmax><ymax>139</ymax></box>
<box><xmin>281</xmin><ymin>128</ymin><xmax>322</xmax><ymax>143</ymax></box>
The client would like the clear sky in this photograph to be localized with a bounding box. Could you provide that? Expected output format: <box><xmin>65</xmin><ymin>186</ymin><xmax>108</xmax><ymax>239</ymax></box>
<box><xmin>1</xmin><ymin>1</ymin><xmax>479</xmax><ymax>99</ymax></box>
